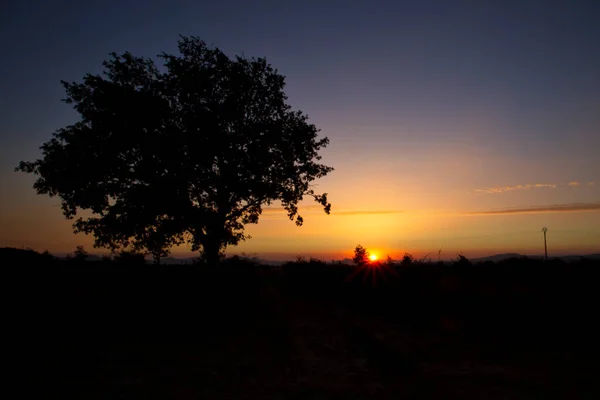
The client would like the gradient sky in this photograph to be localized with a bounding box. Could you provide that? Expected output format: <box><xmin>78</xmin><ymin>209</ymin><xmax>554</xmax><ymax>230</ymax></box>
<box><xmin>1</xmin><ymin>0</ymin><xmax>599</xmax><ymax>260</ymax></box>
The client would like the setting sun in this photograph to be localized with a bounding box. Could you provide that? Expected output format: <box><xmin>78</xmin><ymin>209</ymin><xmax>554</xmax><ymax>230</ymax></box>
<box><xmin>369</xmin><ymin>254</ymin><xmax>378</xmax><ymax>262</ymax></box>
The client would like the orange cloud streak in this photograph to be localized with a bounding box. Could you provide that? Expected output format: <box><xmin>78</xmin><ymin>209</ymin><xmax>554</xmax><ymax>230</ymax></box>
<box><xmin>464</xmin><ymin>202</ymin><xmax>600</xmax><ymax>215</ymax></box>
<box><xmin>474</xmin><ymin>183</ymin><xmax>557</xmax><ymax>194</ymax></box>
<box><xmin>261</xmin><ymin>207</ymin><xmax>403</xmax><ymax>216</ymax></box>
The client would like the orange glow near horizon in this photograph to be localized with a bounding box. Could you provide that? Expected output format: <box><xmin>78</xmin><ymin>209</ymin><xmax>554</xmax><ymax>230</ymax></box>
<box><xmin>369</xmin><ymin>254</ymin><xmax>378</xmax><ymax>262</ymax></box>
<box><xmin>2</xmin><ymin>178</ymin><xmax>600</xmax><ymax>260</ymax></box>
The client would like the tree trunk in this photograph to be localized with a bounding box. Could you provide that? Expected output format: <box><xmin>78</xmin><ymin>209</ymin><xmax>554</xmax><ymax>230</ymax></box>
<box><xmin>199</xmin><ymin>211</ymin><xmax>227</xmax><ymax>265</ymax></box>
<box><xmin>201</xmin><ymin>238</ymin><xmax>223</xmax><ymax>266</ymax></box>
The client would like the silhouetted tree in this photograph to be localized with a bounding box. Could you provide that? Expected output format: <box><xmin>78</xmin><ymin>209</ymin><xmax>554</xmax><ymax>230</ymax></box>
<box><xmin>41</xmin><ymin>250</ymin><xmax>55</xmax><ymax>261</ymax></box>
<box><xmin>16</xmin><ymin>36</ymin><xmax>333</xmax><ymax>265</ymax></box>
<box><xmin>353</xmin><ymin>245</ymin><xmax>370</xmax><ymax>266</ymax></box>
<box><xmin>73</xmin><ymin>245</ymin><xmax>88</xmax><ymax>261</ymax></box>
<box><xmin>129</xmin><ymin>220</ymin><xmax>184</xmax><ymax>264</ymax></box>
<box><xmin>401</xmin><ymin>252</ymin><xmax>414</xmax><ymax>266</ymax></box>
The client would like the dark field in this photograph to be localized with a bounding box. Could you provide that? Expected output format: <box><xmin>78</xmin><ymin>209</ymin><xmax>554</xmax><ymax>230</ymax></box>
<box><xmin>7</xmin><ymin>250</ymin><xmax>600</xmax><ymax>399</ymax></box>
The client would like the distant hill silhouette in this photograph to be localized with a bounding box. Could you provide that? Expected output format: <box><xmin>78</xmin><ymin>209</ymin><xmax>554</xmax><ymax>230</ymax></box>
<box><xmin>471</xmin><ymin>253</ymin><xmax>529</xmax><ymax>262</ymax></box>
<box><xmin>55</xmin><ymin>254</ymin><xmax>104</xmax><ymax>262</ymax></box>
<box><xmin>472</xmin><ymin>253</ymin><xmax>600</xmax><ymax>263</ymax></box>
<box><xmin>151</xmin><ymin>253</ymin><xmax>600</xmax><ymax>265</ymax></box>
<box><xmin>2</xmin><ymin>247</ymin><xmax>598</xmax><ymax>265</ymax></box>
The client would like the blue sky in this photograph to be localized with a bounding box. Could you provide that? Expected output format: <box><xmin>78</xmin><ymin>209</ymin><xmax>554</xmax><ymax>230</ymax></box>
<box><xmin>1</xmin><ymin>0</ymin><xmax>599</xmax><ymax>258</ymax></box>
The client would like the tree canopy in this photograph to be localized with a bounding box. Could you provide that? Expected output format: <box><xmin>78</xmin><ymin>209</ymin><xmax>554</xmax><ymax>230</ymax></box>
<box><xmin>16</xmin><ymin>36</ymin><xmax>333</xmax><ymax>264</ymax></box>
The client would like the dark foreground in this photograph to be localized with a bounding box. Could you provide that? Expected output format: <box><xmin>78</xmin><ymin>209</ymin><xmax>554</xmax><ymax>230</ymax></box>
<box><xmin>8</xmin><ymin>255</ymin><xmax>600</xmax><ymax>398</ymax></box>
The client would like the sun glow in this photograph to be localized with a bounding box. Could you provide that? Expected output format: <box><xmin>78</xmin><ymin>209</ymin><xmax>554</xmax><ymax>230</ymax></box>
<box><xmin>369</xmin><ymin>254</ymin><xmax>378</xmax><ymax>261</ymax></box>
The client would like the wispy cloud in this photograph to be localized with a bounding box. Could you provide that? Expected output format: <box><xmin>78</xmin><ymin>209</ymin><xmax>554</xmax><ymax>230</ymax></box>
<box><xmin>464</xmin><ymin>202</ymin><xmax>600</xmax><ymax>216</ymax></box>
<box><xmin>261</xmin><ymin>207</ymin><xmax>403</xmax><ymax>217</ymax></box>
<box><xmin>474</xmin><ymin>183</ymin><xmax>557</xmax><ymax>194</ymax></box>
<box><xmin>568</xmin><ymin>181</ymin><xmax>580</xmax><ymax>187</ymax></box>
<box><xmin>261</xmin><ymin>206</ymin><xmax>318</xmax><ymax>214</ymax></box>
<box><xmin>331</xmin><ymin>210</ymin><xmax>404</xmax><ymax>216</ymax></box>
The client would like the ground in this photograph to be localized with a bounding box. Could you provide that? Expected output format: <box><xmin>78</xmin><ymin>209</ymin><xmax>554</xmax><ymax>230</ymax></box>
<box><xmin>12</xmin><ymin>263</ymin><xmax>600</xmax><ymax>399</ymax></box>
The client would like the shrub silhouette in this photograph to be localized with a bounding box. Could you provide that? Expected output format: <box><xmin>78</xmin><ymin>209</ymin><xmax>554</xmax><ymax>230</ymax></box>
<box><xmin>454</xmin><ymin>254</ymin><xmax>471</xmax><ymax>267</ymax></box>
<box><xmin>113</xmin><ymin>249</ymin><xmax>147</xmax><ymax>266</ymax></box>
<box><xmin>1</xmin><ymin>247</ymin><xmax>57</xmax><ymax>264</ymax></box>
<box><xmin>73</xmin><ymin>245</ymin><xmax>88</xmax><ymax>262</ymax></box>
<box><xmin>400</xmin><ymin>252</ymin><xmax>414</xmax><ymax>266</ymax></box>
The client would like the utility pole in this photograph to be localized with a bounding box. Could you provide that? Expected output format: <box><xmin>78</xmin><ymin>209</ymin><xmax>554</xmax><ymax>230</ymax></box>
<box><xmin>542</xmin><ymin>227</ymin><xmax>548</xmax><ymax>261</ymax></box>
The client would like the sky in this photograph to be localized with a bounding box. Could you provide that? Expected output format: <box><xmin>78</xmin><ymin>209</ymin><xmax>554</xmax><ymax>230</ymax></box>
<box><xmin>1</xmin><ymin>0</ymin><xmax>599</xmax><ymax>260</ymax></box>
